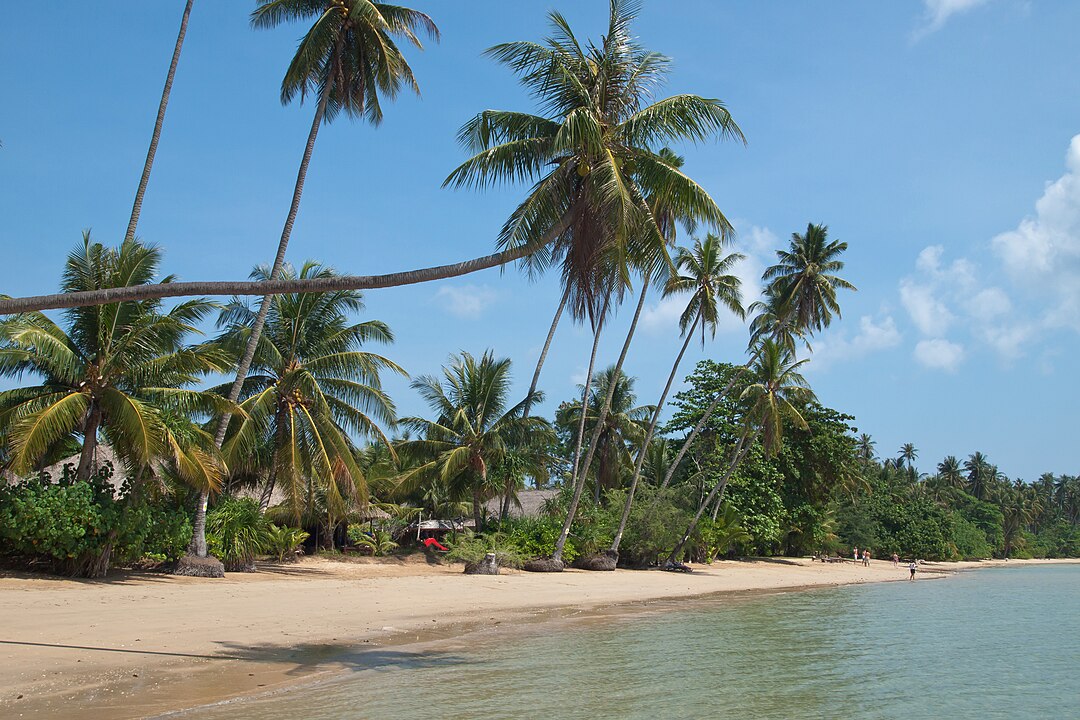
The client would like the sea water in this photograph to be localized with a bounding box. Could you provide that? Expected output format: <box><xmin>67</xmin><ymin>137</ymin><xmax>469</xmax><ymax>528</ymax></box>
<box><xmin>182</xmin><ymin>565</ymin><xmax>1080</xmax><ymax>719</ymax></box>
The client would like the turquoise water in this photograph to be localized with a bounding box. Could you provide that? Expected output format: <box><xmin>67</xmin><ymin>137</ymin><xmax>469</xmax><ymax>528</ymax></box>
<box><xmin>184</xmin><ymin>565</ymin><xmax>1079</xmax><ymax>719</ymax></box>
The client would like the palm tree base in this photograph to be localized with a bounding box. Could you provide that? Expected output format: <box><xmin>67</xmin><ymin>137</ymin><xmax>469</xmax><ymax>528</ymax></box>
<box><xmin>173</xmin><ymin>553</ymin><xmax>225</xmax><ymax>578</ymax></box>
<box><xmin>572</xmin><ymin>550</ymin><xmax>618</xmax><ymax>571</ymax></box>
<box><xmin>463</xmin><ymin>553</ymin><xmax>499</xmax><ymax>575</ymax></box>
<box><xmin>522</xmin><ymin>557</ymin><xmax>564</xmax><ymax>573</ymax></box>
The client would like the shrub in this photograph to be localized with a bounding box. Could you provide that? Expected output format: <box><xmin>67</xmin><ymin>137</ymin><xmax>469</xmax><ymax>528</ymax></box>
<box><xmin>265</xmin><ymin>524</ymin><xmax>309</xmax><ymax>562</ymax></box>
<box><xmin>499</xmin><ymin>515</ymin><xmax>579</xmax><ymax>564</ymax></box>
<box><xmin>206</xmin><ymin>497</ymin><xmax>271</xmax><ymax>571</ymax></box>
<box><xmin>447</xmin><ymin>531</ymin><xmax>525</xmax><ymax>569</ymax></box>
<box><xmin>348</xmin><ymin>526</ymin><xmax>398</xmax><ymax>556</ymax></box>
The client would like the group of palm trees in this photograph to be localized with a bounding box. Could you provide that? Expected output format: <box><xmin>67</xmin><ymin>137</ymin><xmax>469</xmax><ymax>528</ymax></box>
<box><xmin>0</xmin><ymin>1</ymin><xmax>860</xmax><ymax>574</ymax></box>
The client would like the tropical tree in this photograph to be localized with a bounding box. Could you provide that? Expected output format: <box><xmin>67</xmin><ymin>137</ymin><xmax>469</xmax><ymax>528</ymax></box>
<box><xmin>898</xmin><ymin>442</ymin><xmax>918</xmax><ymax>480</ymax></box>
<box><xmin>555</xmin><ymin>366</ymin><xmax>652</xmax><ymax>503</ymax></box>
<box><xmin>964</xmin><ymin>451</ymin><xmax>992</xmax><ymax>501</ymax></box>
<box><xmin>396</xmin><ymin>351</ymin><xmax>553</xmax><ymax>531</ymax></box>
<box><xmin>212</xmin><ymin>261</ymin><xmax>404</xmax><ymax>548</ymax></box>
<box><xmin>611</xmin><ymin>233</ymin><xmax>744</xmax><ymax>554</ymax></box>
<box><xmin>125</xmin><ymin>0</ymin><xmax>196</xmax><ymax>244</ymax></box>
<box><xmin>857</xmin><ymin>433</ymin><xmax>876</xmax><ymax>466</ymax></box>
<box><xmin>937</xmin><ymin>455</ymin><xmax>963</xmax><ymax>489</ymax></box>
<box><xmin>668</xmin><ymin>338</ymin><xmax>815</xmax><ymax>563</ymax></box>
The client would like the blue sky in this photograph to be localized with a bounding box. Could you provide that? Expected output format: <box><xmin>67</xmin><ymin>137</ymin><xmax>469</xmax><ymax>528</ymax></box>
<box><xmin>1</xmin><ymin>1</ymin><xmax>1078</xmax><ymax>481</ymax></box>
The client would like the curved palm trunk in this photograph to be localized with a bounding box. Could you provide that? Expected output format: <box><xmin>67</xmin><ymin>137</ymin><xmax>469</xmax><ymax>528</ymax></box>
<box><xmin>0</xmin><ymin>215</ymin><xmax>575</xmax><ymax>316</ymax></box>
<box><xmin>667</xmin><ymin>426</ymin><xmax>759</xmax><ymax>565</ymax></box>
<box><xmin>553</xmin><ymin>277</ymin><xmax>650</xmax><ymax>562</ymax></box>
<box><xmin>500</xmin><ymin>287</ymin><xmax>569</xmax><ymax>519</ymax></box>
<box><xmin>187</xmin><ymin>83</ymin><xmax>331</xmax><ymax>559</ymax></box>
<box><xmin>611</xmin><ymin>316</ymin><xmax>698</xmax><ymax>553</ymax></box>
<box><xmin>657</xmin><ymin>344</ymin><xmax>764</xmax><ymax>491</ymax></box>
<box><xmin>125</xmin><ymin>0</ymin><xmax>195</xmax><ymax>244</ymax></box>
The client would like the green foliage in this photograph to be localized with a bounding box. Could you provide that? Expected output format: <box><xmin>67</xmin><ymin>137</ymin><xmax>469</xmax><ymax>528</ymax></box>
<box><xmin>205</xmin><ymin>497</ymin><xmax>271</xmax><ymax>571</ymax></box>
<box><xmin>347</xmin><ymin>526</ymin><xmax>398</xmax><ymax>556</ymax></box>
<box><xmin>697</xmin><ymin>504</ymin><xmax>751</xmax><ymax>562</ymax></box>
<box><xmin>265</xmin><ymin>524</ymin><xmax>310</xmax><ymax>562</ymax></box>
<box><xmin>498</xmin><ymin>515</ymin><xmax>580</xmax><ymax>564</ymax></box>
<box><xmin>949</xmin><ymin>514</ymin><xmax>994</xmax><ymax>560</ymax></box>
<box><xmin>447</xmin><ymin>530</ymin><xmax>525</xmax><ymax>569</ymax></box>
<box><xmin>604</xmin><ymin>485</ymin><xmax>688</xmax><ymax>567</ymax></box>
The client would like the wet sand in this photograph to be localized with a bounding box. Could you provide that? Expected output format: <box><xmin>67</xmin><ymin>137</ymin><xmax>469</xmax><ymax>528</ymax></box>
<box><xmin>2</xmin><ymin>556</ymin><xmax>1074</xmax><ymax>718</ymax></box>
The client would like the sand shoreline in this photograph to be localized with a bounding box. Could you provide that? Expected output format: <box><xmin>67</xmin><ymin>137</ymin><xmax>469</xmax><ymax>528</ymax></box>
<box><xmin>3</xmin><ymin>556</ymin><xmax>1076</xmax><ymax>718</ymax></box>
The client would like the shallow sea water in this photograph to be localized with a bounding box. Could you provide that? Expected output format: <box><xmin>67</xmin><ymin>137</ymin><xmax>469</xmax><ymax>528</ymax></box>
<box><xmin>181</xmin><ymin>565</ymin><xmax>1080</xmax><ymax>720</ymax></box>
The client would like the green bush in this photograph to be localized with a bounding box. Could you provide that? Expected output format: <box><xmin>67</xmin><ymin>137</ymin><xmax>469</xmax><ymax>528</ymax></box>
<box><xmin>499</xmin><ymin>515</ymin><xmax>580</xmax><ymax>564</ymax></box>
<box><xmin>265</xmin><ymin>524</ymin><xmax>309</xmax><ymax>562</ymax></box>
<box><xmin>347</xmin><ymin>525</ymin><xmax>398</xmax><ymax>556</ymax></box>
<box><xmin>447</xmin><ymin>531</ymin><xmax>526</xmax><ymax>568</ymax></box>
<box><xmin>206</xmin><ymin>497</ymin><xmax>271</xmax><ymax>571</ymax></box>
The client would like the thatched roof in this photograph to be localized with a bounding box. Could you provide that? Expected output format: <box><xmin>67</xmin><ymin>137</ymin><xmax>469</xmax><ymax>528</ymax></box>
<box><xmin>483</xmin><ymin>488</ymin><xmax>559</xmax><ymax>518</ymax></box>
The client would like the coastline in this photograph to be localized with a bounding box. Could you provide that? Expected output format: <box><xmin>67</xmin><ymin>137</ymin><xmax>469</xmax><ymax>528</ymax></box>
<box><xmin>3</xmin><ymin>556</ymin><xmax>1075</xmax><ymax>719</ymax></box>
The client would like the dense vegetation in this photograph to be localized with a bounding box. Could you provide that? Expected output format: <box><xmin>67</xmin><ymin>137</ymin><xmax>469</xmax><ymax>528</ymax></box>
<box><xmin>1</xmin><ymin>1</ymin><xmax>1075</xmax><ymax>577</ymax></box>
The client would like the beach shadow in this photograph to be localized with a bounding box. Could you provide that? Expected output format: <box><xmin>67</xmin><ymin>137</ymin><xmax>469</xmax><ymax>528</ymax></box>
<box><xmin>212</xmin><ymin>640</ymin><xmax>475</xmax><ymax>677</ymax></box>
<box><xmin>0</xmin><ymin>567</ymin><xmax>181</xmax><ymax>586</ymax></box>
<box><xmin>747</xmin><ymin>557</ymin><xmax>804</xmax><ymax>567</ymax></box>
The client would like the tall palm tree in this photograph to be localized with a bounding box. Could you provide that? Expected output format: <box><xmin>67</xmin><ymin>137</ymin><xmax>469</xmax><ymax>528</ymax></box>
<box><xmin>668</xmin><ymin>338</ymin><xmax>815</xmax><ymax>563</ymax></box>
<box><xmin>762</xmin><ymin>223</ymin><xmax>856</xmax><ymax>334</ymax></box>
<box><xmin>964</xmin><ymin>451</ymin><xmax>992</xmax><ymax>501</ymax></box>
<box><xmin>215</xmin><ymin>0</ymin><xmax>439</xmax><ymax>446</ymax></box>
<box><xmin>556</xmin><ymin>366</ymin><xmax>651</xmax><ymax>503</ymax></box>
<box><xmin>125</xmin><ymin>0</ymin><xmax>196</xmax><ymax>244</ymax></box>
<box><xmin>856</xmin><ymin>433</ymin><xmax>876</xmax><ymax>466</ymax></box>
<box><xmin>396</xmin><ymin>351</ymin><xmax>554</xmax><ymax>531</ymax></box>
<box><xmin>611</xmin><ymin>234</ymin><xmax>744</xmax><ymax>554</ymax></box>
<box><xmin>0</xmin><ymin>235</ymin><xmax>227</xmax><ymax>486</ymax></box>
<box><xmin>657</xmin><ymin>227</ymin><xmax>856</xmax><ymax>492</ymax></box>
<box><xmin>898</xmin><ymin>442</ymin><xmax>918</xmax><ymax>480</ymax></box>
<box><xmin>209</xmin><ymin>261</ymin><xmax>404</xmax><ymax>551</ymax></box>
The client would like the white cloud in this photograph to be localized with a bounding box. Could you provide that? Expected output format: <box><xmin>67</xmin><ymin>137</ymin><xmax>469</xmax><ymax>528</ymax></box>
<box><xmin>915</xmin><ymin>0</ymin><xmax>992</xmax><ymax>37</ymax></box>
<box><xmin>434</xmin><ymin>284</ymin><xmax>496</xmax><ymax>319</ymax></box>
<box><xmin>992</xmin><ymin>133</ymin><xmax>1080</xmax><ymax>331</ymax></box>
<box><xmin>914</xmin><ymin>338</ymin><xmax>965</xmax><ymax>371</ymax></box>
<box><xmin>899</xmin><ymin>279</ymin><xmax>953</xmax><ymax>337</ymax></box>
<box><xmin>809</xmin><ymin>314</ymin><xmax>902</xmax><ymax>371</ymax></box>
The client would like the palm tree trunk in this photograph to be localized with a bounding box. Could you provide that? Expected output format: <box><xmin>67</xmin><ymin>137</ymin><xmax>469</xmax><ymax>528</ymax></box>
<box><xmin>187</xmin><ymin>80</ymin><xmax>332</xmax><ymax>560</ymax></box>
<box><xmin>501</xmin><ymin>287</ymin><xmax>569</xmax><ymax>519</ymax></box>
<box><xmin>0</xmin><ymin>215</ymin><xmax>576</xmax><ymax>316</ymax></box>
<box><xmin>667</xmin><ymin>427</ymin><xmax>759</xmax><ymax>564</ymax></box>
<box><xmin>658</xmin><ymin>344</ymin><xmax>764</xmax><ymax>491</ymax></box>
<box><xmin>554</xmin><ymin>277</ymin><xmax>650</xmax><ymax>562</ymax></box>
<box><xmin>611</xmin><ymin>316</ymin><xmax>697</xmax><ymax>553</ymax></box>
<box><xmin>76</xmin><ymin>404</ymin><xmax>102</xmax><ymax>481</ymax></box>
<box><xmin>125</xmin><ymin>0</ymin><xmax>194</xmax><ymax>244</ymax></box>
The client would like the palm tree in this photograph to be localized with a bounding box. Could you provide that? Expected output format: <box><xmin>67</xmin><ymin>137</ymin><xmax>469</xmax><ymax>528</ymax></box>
<box><xmin>898</xmin><ymin>442</ymin><xmax>918</xmax><ymax>480</ymax></box>
<box><xmin>762</xmin><ymin>223</ymin><xmax>856</xmax><ymax>334</ymax></box>
<box><xmin>937</xmin><ymin>455</ymin><xmax>963</xmax><ymax>488</ymax></box>
<box><xmin>856</xmin><ymin>433</ymin><xmax>876</xmax><ymax>466</ymax></box>
<box><xmin>964</xmin><ymin>451</ymin><xmax>992</xmax><ymax>501</ymax></box>
<box><xmin>125</xmin><ymin>0</ymin><xmax>196</xmax><ymax>244</ymax></box>
<box><xmin>215</xmin><ymin>0</ymin><xmax>439</xmax><ymax>448</ymax></box>
<box><xmin>611</xmin><ymin>234</ymin><xmax>744</xmax><ymax>554</ymax></box>
<box><xmin>556</xmin><ymin>366</ymin><xmax>652</xmax><ymax>503</ymax></box>
<box><xmin>396</xmin><ymin>351</ymin><xmax>553</xmax><ymax>531</ymax></box>
<box><xmin>657</xmin><ymin>226</ymin><xmax>856</xmax><ymax>492</ymax></box>
<box><xmin>212</xmin><ymin>261</ymin><xmax>404</xmax><ymax>548</ymax></box>
<box><xmin>0</xmin><ymin>236</ymin><xmax>228</xmax><ymax>574</ymax></box>
<box><xmin>668</xmin><ymin>338</ymin><xmax>815</xmax><ymax>563</ymax></box>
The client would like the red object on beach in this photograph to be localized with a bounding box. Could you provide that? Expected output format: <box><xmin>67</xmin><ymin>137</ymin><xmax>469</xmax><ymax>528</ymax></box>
<box><xmin>422</xmin><ymin>537</ymin><xmax>449</xmax><ymax>551</ymax></box>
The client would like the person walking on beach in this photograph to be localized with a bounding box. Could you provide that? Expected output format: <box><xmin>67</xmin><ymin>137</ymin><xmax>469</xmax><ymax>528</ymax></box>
<box><xmin>863</xmin><ymin>549</ymin><xmax>871</xmax><ymax>567</ymax></box>
<box><xmin>853</xmin><ymin>546</ymin><xmax>859</xmax><ymax>563</ymax></box>
<box><xmin>892</xmin><ymin>552</ymin><xmax>899</xmax><ymax>567</ymax></box>
<box><xmin>908</xmin><ymin>560</ymin><xmax>917</xmax><ymax>580</ymax></box>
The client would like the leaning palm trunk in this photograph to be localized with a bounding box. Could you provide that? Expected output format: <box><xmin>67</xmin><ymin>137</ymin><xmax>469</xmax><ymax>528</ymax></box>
<box><xmin>553</xmin><ymin>278</ymin><xmax>651</xmax><ymax>562</ymax></box>
<box><xmin>76</xmin><ymin>405</ymin><xmax>102</xmax><ymax>482</ymax></box>
<box><xmin>125</xmin><ymin>0</ymin><xmax>195</xmax><ymax>243</ymax></box>
<box><xmin>500</xmin><ymin>287</ymin><xmax>570</xmax><ymax>519</ymax></box>
<box><xmin>611</xmin><ymin>315</ymin><xmax>698</xmax><ymax>553</ymax></box>
<box><xmin>658</xmin><ymin>343</ymin><xmax>765</xmax><ymax>491</ymax></box>
<box><xmin>187</xmin><ymin>83</ymin><xmax>331</xmax><ymax>559</ymax></box>
<box><xmin>667</xmin><ymin>426</ymin><xmax>760</xmax><ymax>564</ymax></box>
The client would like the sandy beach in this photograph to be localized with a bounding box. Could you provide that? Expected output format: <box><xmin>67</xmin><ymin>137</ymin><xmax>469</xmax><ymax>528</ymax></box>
<box><xmin>1</xmin><ymin>556</ymin><xmax>1075</xmax><ymax>719</ymax></box>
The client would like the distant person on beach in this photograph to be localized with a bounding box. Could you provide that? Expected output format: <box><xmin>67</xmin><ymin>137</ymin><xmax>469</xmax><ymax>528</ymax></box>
<box><xmin>863</xmin><ymin>549</ymin><xmax>871</xmax><ymax>567</ymax></box>
<box><xmin>854</xmin><ymin>546</ymin><xmax>859</xmax><ymax>563</ymax></box>
<box><xmin>892</xmin><ymin>553</ymin><xmax>899</xmax><ymax>567</ymax></box>
<box><xmin>908</xmin><ymin>561</ymin><xmax>917</xmax><ymax>580</ymax></box>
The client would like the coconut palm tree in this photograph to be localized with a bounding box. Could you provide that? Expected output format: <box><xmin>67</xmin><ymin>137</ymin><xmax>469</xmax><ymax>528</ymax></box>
<box><xmin>856</xmin><ymin>433</ymin><xmax>876</xmax><ymax>466</ymax></box>
<box><xmin>555</xmin><ymin>366</ymin><xmax>652</xmax><ymax>503</ymax></box>
<box><xmin>937</xmin><ymin>455</ymin><xmax>963</xmax><ymax>489</ymax></box>
<box><xmin>762</xmin><ymin>223</ymin><xmax>856</xmax><ymax>334</ymax></box>
<box><xmin>611</xmin><ymin>234</ymin><xmax>744</xmax><ymax>554</ymax></box>
<box><xmin>215</xmin><ymin>0</ymin><xmax>439</xmax><ymax>446</ymax></box>
<box><xmin>964</xmin><ymin>451</ymin><xmax>992</xmax><ymax>501</ymax></box>
<box><xmin>0</xmin><ymin>235</ymin><xmax>227</xmax><ymax>492</ymax></box>
<box><xmin>211</xmin><ymin>261</ymin><xmax>404</xmax><ymax>548</ymax></box>
<box><xmin>396</xmin><ymin>351</ymin><xmax>554</xmax><ymax>531</ymax></box>
<box><xmin>655</xmin><ymin>225</ymin><xmax>855</xmax><ymax>493</ymax></box>
<box><xmin>667</xmin><ymin>338</ymin><xmax>815</xmax><ymax>563</ymax></box>
<box><xmin>125</xmin><ymin>0</ymin><xmax>196</xmax><ymax>244</ymax></box>
<box><xmin>898</xmin><ymin>442</ymin><xmax>918</xmax><ymax>481</ymax></box>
